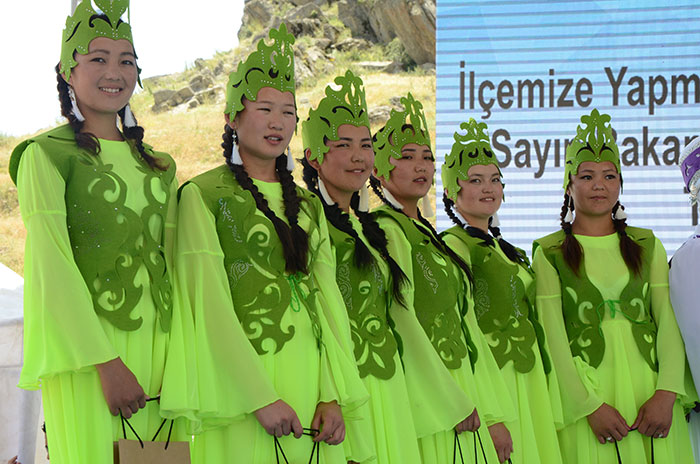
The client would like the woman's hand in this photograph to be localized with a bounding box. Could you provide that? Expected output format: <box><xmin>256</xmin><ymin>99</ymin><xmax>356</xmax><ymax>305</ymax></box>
<box><xmin>488</xmin><ymin>422</ymin><xmax>513</xmax><ymax>463</ymax></box>
<box><xmin>311</xmin><ymin>401</ymin><xmax>345</xmax><ymax>445</ymax></box>
<box><xmin>96</xmin><ymin>357</ymin><xmax>146</xmax><ymax>418</ymax></box>
<box><xmin>587</xmin><ymin>403</ymin><xmax>630</xmax><ymax>444</ymax></box>
<box><xmin>455</xmin><ymin>408</ymin><xmax>481</xmax><ymax>433</ymax></box>
<box><xmin>631</xmin><ymin>390</ymin><xmax>676</xmax><ymax>438</ymax></box>
<box><xmin>254</xmin><ymin>399</ymin><xmax>303</xmax><ymax>438</ymax></box>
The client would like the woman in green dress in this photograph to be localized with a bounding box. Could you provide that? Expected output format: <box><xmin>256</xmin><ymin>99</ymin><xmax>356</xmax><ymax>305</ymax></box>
<box><xmin>301</xmin><ymin>70</ymin><xmax>474</xmax><ymax>463</ymax></box>
<box><xmin>440</xmin><ymin>118</ymin><xmax>564</xmax><ymax>464</ymax></box>
<box><xmin>8</xmin><ymin>1</ymin><xmax>191</xmax><ymax>461</ymax></box>
<box><xmin>369</xmin><ymin>93</ymin><xmax>515</xmax><ymax>464</ymax></box>
<box><xmin>175</xmin><ymin>25</ymin><xmax>367</xmax><ymax>463</ymax></box>
<box><xmin>532</xmin><ymin>109</ymin><xmax>694</xmax><ymax>463</ymax></box>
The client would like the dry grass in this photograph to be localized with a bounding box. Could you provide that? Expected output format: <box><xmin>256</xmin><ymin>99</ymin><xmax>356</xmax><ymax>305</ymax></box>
<box><xmin>0</xmin><ymin>71</ymin><xmax>435</xmax><ymax>276</ymax></box>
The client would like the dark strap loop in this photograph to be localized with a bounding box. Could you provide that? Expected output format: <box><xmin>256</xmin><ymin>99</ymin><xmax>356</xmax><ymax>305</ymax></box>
<box><xmin>614</xmin><ymin>440</ymin><xmax>622</xmax><ymax>464</ymax></box>
<box><xmin>273</xmin><ymin>428</ymin><xmax>321</xmax><ymax>464</ymax></box>
<box><xmin>650</xmin><ymin>437</ymin><xmax>655</xmax><ymax>464</ymax></box>
<box><xmin>475</xmin><ymin>430</ymin><xmax>489</xmax><ymax>463</ymax></box>
<box><xmin>118</xmin><ymin>397</ymin><xmax>173</xmax><ymax>450</ymax></box>
<box><xmin>453</xmin><ymin>430</ymin><xmax>465</xmax><ymax>464</ymax></box>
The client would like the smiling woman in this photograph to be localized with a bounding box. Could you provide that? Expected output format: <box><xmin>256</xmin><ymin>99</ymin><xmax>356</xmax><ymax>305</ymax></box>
<box><xmin>6</xmin><ymin>0</ymin><xmax>194</xmax><ymax>462</ymax></box>
<box><xmin>532</xmin><ymin>109</ymin><xmax>694</xmax><ymax>464</ymax></box>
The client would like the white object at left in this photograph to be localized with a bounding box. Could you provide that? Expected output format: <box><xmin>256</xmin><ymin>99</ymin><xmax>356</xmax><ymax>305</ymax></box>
<box><xmin>0</xmin><ymin>263</ymin><xmax>41</xmax><ymax>464</ymax></box>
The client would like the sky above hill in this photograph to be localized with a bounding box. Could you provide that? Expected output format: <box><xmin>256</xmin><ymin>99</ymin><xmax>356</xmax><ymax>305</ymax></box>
<box><xmin>1</xmin><ymin>1</ymin><xmax>244</xmax><ymax>136</ymax></box>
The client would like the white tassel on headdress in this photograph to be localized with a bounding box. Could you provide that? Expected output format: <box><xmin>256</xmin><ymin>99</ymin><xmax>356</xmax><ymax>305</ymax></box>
<box><xmin>286</xmin><ymin>147</ymin><xmax>295</xmax><ymax>171</ymax></box>
<box><xmin>358</xmin><ymin>183</ymin><xmax>370</xmax><ymax>212</ymax></box>
<box><xmin>123</xmin><ymin>104</ymin><xmax>137</xmax><ymax>128</ymax></box>
<box><xmin>317</xmin><ymin>177</ymin><xmax>335</xmax><ymax>206</ymax></box>
<box><xmin>68</xmin><ymin>87</ymin><xmax>85</xmax><ymax>122</ymax></box>
<box><xmin>613</xmin><ymin>205</ymin><xmax>628</xmax><ymax>220</ymax></box>
<box><xmin>230</xmin><ymin>141</ymin><xmax>243</xmax><ymax>165</ymax></box>
<box><xmin>382</xmin><ymin>187</ymin><xmax>404</xmax><ymax>210</ymax></box>
<box><xmin>421</xmin><ymin>194</ymin><xmax>435</xmax><ymax>217</ymax></box>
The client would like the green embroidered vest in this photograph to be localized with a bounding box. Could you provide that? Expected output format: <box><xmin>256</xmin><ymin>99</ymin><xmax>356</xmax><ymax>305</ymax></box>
<box><xmin>533</xmin><ymin>228</ymin><xmax>658</xmax><ymax>371</ymax></box>
<box><xmin>328</xmin><ymin>221</ymin><xmax>399</xmax><ymax>380</ymax></box>
<box><xmin>9</xmin><ymin>125</ymin><xmax>175</xmax><ymax>332</ymax></box>
<box><xmin>442</xmin><ymin>227</ymin><xmax>551</xmax><ymax>374</ymax></box>
<box><xmin>374</xmin><ymin>206</ymin><xmax>477</xmax><ymax>370</ymax></box>
<box><xmin>187</xmin><ymin>165</ymin><xmax>323</xmax><ymax>355</ymax></box>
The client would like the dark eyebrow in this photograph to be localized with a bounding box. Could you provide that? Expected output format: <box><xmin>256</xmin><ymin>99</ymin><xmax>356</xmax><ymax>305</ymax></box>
<box><xmin>401</xmin><ymin>147</ymin><xmax>417</xmax><ymax>152</ymax></box>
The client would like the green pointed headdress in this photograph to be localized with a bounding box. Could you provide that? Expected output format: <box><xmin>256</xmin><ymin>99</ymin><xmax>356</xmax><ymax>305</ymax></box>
<box><xmin>373</xmin><ymin>93</ymin><xmax>431</xmax><ymax>180</ymax></box>
<box><xmin>301</xmin><ymin>70</ymin><xmax>370</xmax><ymax>164</ymax></box>
<box><xmin>442</xmin><ymin>118</ymin><xmax>501</xmax><ymax>201</ymax></box>
<box><xmin>564</xmin><ymin>109</ymin><xmax>621</xmax><ymax>189</ymax></box>
<box><xmin>225</xmin><ymin>24</ymin><xmax>296</xmax><ymax>121</ymax></box>
<box><xmin>60</xmin><ymin>0</ymin><xmax>137</xmax><ymax>83</ymax></box>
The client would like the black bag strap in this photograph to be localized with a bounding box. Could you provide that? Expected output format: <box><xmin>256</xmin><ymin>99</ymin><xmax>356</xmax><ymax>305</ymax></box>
<box><xmin>118</xmin><ymin>397</ymin><xmax>174</xmax><ymax>450</ymax></box>
<box><xmin>274</xmin><ymin>427</ymin><xmax>320</xmax><ymax>464</ymax></box>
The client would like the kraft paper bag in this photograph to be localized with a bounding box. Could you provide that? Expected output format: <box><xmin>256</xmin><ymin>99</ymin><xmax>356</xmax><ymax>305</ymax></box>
<box><xmin>114</xmin><ymin>438</ymin><xmax>190</xmax><ymax>464</ymax></box>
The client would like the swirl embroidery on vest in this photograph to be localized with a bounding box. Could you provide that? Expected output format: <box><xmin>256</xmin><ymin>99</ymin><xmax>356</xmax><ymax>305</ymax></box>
<box><xmin>415</xmin><ymin>251</ymin><xmax>439</xmax><ymax>294</ymax></box>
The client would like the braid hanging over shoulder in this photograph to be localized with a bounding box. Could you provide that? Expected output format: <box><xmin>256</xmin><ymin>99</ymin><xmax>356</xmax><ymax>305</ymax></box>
<box><xmin>371</xmin><ymin>176</ymin><xmax>473</xmax><ymax>283</ymax></box>
<box><xmin>223</xmin><ymin>124</ymin><xmax>309</xmax><ymax>275</ymax></box>
<box><xmin>56</xmin><ymin>65</ymin><xmax>166</xmax><ymax>171</ymax></box>
<box><xmin>303</xmin><ymin>158</ymin><xmax>407</xmax><ymax>306</ymax></box>
<box><xmin>612</xmin><ymin>201</ymin><xmax>643</xmax><ymax>276</ymax></box>
<box><xmin>559</xmin><ymin>193</ymin><xmax>584</xmax><ymax>275</ymax></box>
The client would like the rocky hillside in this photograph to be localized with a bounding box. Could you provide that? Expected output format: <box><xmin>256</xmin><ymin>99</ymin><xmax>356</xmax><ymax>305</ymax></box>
<box><xmin>141</xmin><ymin>0</ymin><xmax>436</xmax><ymax>115</ymax></box>
<box><xmin>0</xmin><ymin>0</ymin><xmax>437</xmax><ymax>275</ymax></box>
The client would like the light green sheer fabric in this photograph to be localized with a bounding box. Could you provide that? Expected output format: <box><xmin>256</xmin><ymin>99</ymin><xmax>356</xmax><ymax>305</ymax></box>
<box><xmin>17</xmin><ymin>140</ymin><xmax>189</xmax><ymax>463</ymax></box>
<box><xmin>177</xmin><ymin>179</ymin><xmax>367</xmax><ymax>464</ymax></box>
<box><xmin>533</xmin><ymin>232</ymin><xmax>694</xmax><ymax>463</ymax></box>
<box><xmin>444</xmin><ymin>229</ymin><xmax>563</xmax><ymax>464</ymax></box>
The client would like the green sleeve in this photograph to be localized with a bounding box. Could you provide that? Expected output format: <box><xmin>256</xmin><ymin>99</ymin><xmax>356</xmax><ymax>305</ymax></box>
<box><xmin>445</xmin><ymin>233</ymin><xmax>564</xmax><ymax>426</ymax></box>
<box><xmin>307</xmin><ymin>205</ymin><xmax>369</xmax><ymax>411</ymax></box>
<box><xmin>442</xmin><ymin>234</ymin><xmax>516</xmax><ymax>426</ymax></box>
<box><xmin>16</xmin><ymin>143</ymin><xmax>118</xmax><ymax>389</ymax></box>
<box><xmin>649</xmin><ymin>238</ymin><xmax>689</xmax><ymax>398</ymax></box>
<box><xmin>378</xmin><ymin>216</ymin><xmax>476</xmax><ymax>438</ymax></box>
<box><xmin>533</xmin><ymin>246</ymin><xmax>603</xmax><ymax>426</ymax></box>
<box><xmin>174</xmin><ymin>183</ymin><xmax>280</xmax><ymax>429</ymax></box>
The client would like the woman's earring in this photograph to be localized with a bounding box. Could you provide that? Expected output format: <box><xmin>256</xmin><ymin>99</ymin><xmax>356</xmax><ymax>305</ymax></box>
<box><xmin>68</xmin><ymin>87</ymin><xmax>85</xmax><ymax>122</ymax></box>
<box><xmin>286</xmin><ymin>147</ymin><xmax>295</xmax><ymax>171</ymax></box>
<box><xmin>123</xmin><ymin>104</ymin><xmax>137</xmax><ymax>128</ymax></box>
<box><xmin>421</xmin><ymin>194</ymin><xmax>435</xmax><ymax>217</ymax></box>
<box><xmin>230</xmin><ymin>129</ymin><xmax>243</xmax><ymax>165</ymax></box>
<box><xmin>613</xmin><ymin>203</ymin><xmax>628</xmax><ymax>220</ymax></box>
<box><xmin>358</xmin><ymin>183</ymin><xmax>370</xmax><ymax>212</ymax></box>
<box><xmin>564</xmin><ymin>197</ymin><xmax>574</xmax><ymax>223</ymax></box>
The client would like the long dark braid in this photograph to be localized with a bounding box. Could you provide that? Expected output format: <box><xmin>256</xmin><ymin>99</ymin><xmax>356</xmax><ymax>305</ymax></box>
<box><xmin>56</xmin><ymin>64</ymin><xmax>99</xmax><ymax>154</ymax></box>
<box><xmin>612</xmin><ymin>201</ymin><xmax>643</xmax><ymax>276</ymax></box>
<box><xmin>351</xmin><ymin>196</ymin><xmax>408</xmax><ymax>308</ymax></box>
<box><xmin>370</xmin><ymin>175</ymin><xmax>473</xmax><ymax>283</ymax></box>
<box><xmin>56</xmin><ymin>65</ymin><xmax>166</xmax><ymax>170</ymax></box>
<box><xmin>559</xmin><ymin>193</ymin><xmax>584</xmax><ymax>276</ymax></box>
<box><xmin>223</xmin><ymin>124</ymin><xmax>309</xmax><ymax>274</ymax></box>
<box><xmin>301</xmin><ymin>157</ymin><xmax>373</xmax><ymax>268</ymax></box>
<box><xmin>443</xmin><ymin>194</ymin><xmax>526</xmax><ymax>265</ymax></box>
<box><xmin>559</xmin><ymin>194</ymin><xmax>642</xmax><ymax>276</ymax></box>
<box><xmin>302</xmin><ymin>159</ymin><xmax>408</xmax><ymax>306</ymax></box>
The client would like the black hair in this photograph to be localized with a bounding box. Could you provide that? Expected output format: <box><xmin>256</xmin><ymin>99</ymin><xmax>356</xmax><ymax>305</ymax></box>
<box><xmin>559</xmin><ymin>193</ymin><xmax>642</xmax><ymax>276</ymax></box>
<box><xmin>370</xmin><ymin>175</ymin><xmax>473</xmax><ymax>283</ymax></box>
<box><xmin>443</xmin><ymin>194</ymin><xmax>526</xmax><ymax>265</ymax></box>
<box><xmin>222</xmin><ymin>124</ymin><xmax>309</xmax><ymax>274</ymax></box>
<box><xmin>302</xmin><ymin>157</ymin><xmax>407</xmax><ymax>306</ymax></box>
<box><xmin>55</xmin><ymin>63</ymin><xmax>165</xmax><ymax>170</ymax></box>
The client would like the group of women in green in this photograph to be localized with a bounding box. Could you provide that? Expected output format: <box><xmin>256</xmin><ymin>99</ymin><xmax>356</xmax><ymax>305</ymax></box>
<box><xmin>10</xmin><ymin>1</ymin><xmax>697</xmax><ymax>463</ymax></box>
